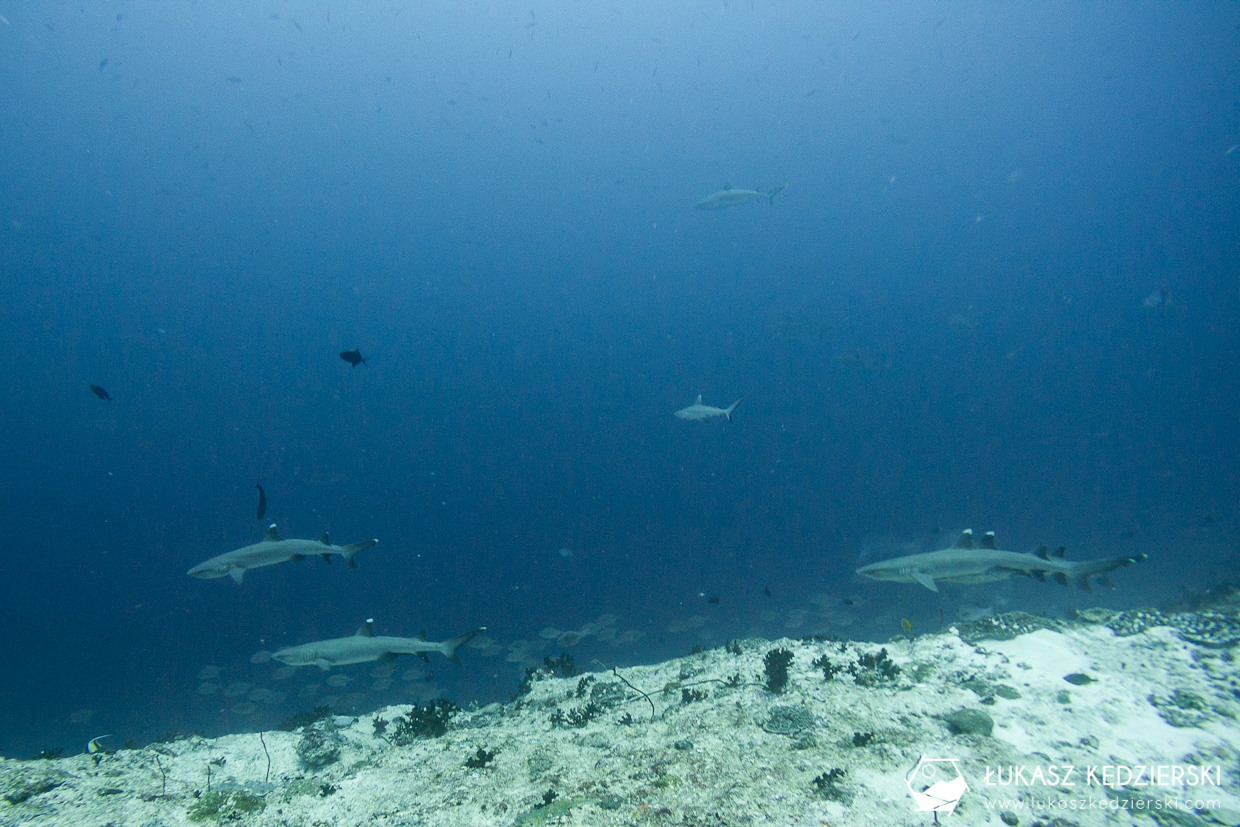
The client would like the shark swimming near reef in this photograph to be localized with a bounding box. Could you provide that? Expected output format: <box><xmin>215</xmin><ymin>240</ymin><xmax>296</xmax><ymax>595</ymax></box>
<box><xmin>855</xmin><ymin>529</ymin><xmax>1146</xmax><ymax>592</ymax></box>
<box><xmin>187</xmin><ymin>524</ymin><xmax>378</xmax><ymax>584</ymax></box>
<box><xmin>271</xmin><ymin>620</ymin><xmax>485</xmax><ymax>669</ymax></box>
<box><xmin>694</xmin><ymin>182</ymin><xmax>786</xmax><ymax>210</ymax></box>
<box><xmin>674</xmin><ymin>394</ymin><xmax>744</xmax><ymax>422</ymax></box>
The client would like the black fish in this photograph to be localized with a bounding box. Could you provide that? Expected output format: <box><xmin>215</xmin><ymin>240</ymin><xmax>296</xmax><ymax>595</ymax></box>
<box><xmin>89</xmin><ymin>384</ymin><xmax>111</xmax><ymax>401</ymax></box>
<box><xmin>339</xmin><ymin>349</ymin><xmax>368</xmax><ymax>368</ymax></box>
<box><xmin>254</xmin><ymin>483</ymin><xmax>267</xmax><ymax>520</ymax></box>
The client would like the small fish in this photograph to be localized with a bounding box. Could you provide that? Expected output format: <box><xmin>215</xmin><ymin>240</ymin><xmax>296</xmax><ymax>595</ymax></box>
<box><xmin>254</xmin><ymin>482</ymin><xmax>267</xmax><ymax>520</ymax></box>
<box><xmin>98</xmin><ymin>58</ymin><xmax>108</xmax><ymax>72</ymax></box>
<box><xmin>339</xmin><ymin>348</ymin><xmax>368</xmax><ymax>368</ymax></box>
<box><xmin>86</xmin><ymin>735</ymin><xmax>111</xmax><ymax>754</ymax></box>
<box><xmin>1225</xmin><ymin>144</ymin><xmax>1238</xmax><ymax>157</ymax></box>
<box><xmin>89</xmin><ymin>384</ymin><xmax>111</xmax><ymax>401</ymax></box>
<box><xmin>901</xmin><ymin>618</ymin><xmax>913</xmax><ymax>633</ymax></box>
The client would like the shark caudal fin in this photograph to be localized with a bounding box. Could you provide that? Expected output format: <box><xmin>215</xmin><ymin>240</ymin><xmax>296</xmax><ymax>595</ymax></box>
<box><xmin>767</xmin><ymin>185</ymin><xmax>786</xmax><ymax>204</ymax></box>
<box><xmin>341</xmin><ymin>539</ymin><xmax>379</xmax><ymax>569</ymax></box>
<box><xmin>1059</xmin><ymin>553</ymin><xmax>1148</xmax><ymax>592</ymax></box>
<box><xmin>724</xmin><ymin>397</ymin><xmax>745</xmax><ymax>422</ymax></box>
<box><xmin>439</xmin><ymin>628</ymin><xmax>485</xmax><ymax>664</ymax></box>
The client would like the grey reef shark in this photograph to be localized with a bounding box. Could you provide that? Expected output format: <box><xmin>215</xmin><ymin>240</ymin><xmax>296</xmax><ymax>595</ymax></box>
<box><xmin>856</xmin><ymin>529</ymin><xmax>1146</xmax><ymax>592</ymax></box>
<box><xmin>674</xmin><ymin>394</ymin><xmax>744</xmax><ymax>423</ymax></box>
<box><xmin>694</xmin><ymin>181</ymin><xmax>786</xmax><ymax>210</ymax></box>
<box><xmin>187</xmin><ymin>523</ymin><xmax>378</xmax><ymax>584</ymax></box>
<box><xmin>272</xmin><ymin>620</ymin><xmax>485</xmax><ymax>669</ymax></box>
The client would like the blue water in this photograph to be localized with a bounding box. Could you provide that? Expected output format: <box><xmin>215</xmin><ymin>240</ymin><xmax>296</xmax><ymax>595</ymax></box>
<box><xmin>0</xmin><ymin>1</ymin><xmax>1236</xmax><ymax>757</ymax></box>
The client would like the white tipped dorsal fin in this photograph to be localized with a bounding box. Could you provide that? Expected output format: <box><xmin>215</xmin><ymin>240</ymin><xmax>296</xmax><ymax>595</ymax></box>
<box><xmin>980</xmin><ymin>531</ymin><xmax>997</xmax><ymax>550</ymax></box>
<box><xmin>355</xmin><ymin>619</ymin><xmax>376</xmax><ymax>637</ymax></box>
<box><xmin>695</xmin><ymin>394</ymin><xmax>702</xmax><ymax>404</ymax></box>
<box><xmin>263</xmin><ymin>524</ymin><xmax>281</xmax><ymax>542</ymax></box>
<box><xmin>319</xmin><ymin>533</ymin><xmax>331</xmax><ymax>546</ymax></box>
<box><xmin>952</xmin><ymin>529</ymin><xmax>974</xmax><ymax>549</ymax></box>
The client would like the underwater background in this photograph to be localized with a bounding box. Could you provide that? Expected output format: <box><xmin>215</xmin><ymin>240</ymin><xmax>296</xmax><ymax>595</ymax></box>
<box><xmin>0</xmin><ymin>0</ymin><xmax>1236</xmax><ymax>757</ymax></box>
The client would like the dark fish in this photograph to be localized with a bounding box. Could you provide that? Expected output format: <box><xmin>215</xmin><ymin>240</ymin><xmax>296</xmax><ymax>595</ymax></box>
<box><xmin>339</xmin><ymin>349</ymin><xmax>368</xmax><ymax>367</ymax></box>
<box><xmin>89</xmin><ymin>384</ymin><xmax>111</xmax><ymax>401</ymax></box>
<box><xmin>255</xmin><ymin>483</ymin><xmax>267</xmax><ymax>520</ymax></box>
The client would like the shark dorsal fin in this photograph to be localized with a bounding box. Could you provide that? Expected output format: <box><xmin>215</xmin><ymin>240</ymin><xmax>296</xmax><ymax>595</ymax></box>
<box><xmin>264</xmin><ymin>524</ymin><xmax>281</xmax><ymax>542</ymax></box>
<box><xmin>724</xmin><ymin>180</ymin><xmax>734</xmax><ymax>190</ymax></box>
<box><xmin>355</xmin><ymin>619</ymin><xmax>376</xmax><ymax>637</ymax></box>
<box><xmin>952</xmin><ymin>529</ymin><xmax>974</xmax><ymax>549</ymax></box>
<box><xmin>1035</xmin><ymin>544</ymin><xmax>1050</xmax><ymax>560</ymax></box>
<box><xmin>1053</xmin><ymin>546</ymin><xmax>1066</xmax><ymax>558</ymax></box>
<box><xmin>319</xmin><ymin>533</ymin><xmax>331</xmax><ymax>546</ymax></box>
<box><xmin>695</xmin><ymin>394</ymin><xmax>702</xmax><ymax>404</ymax></box>
<box><xmin>980</xmin><ymin>531</ymin><xmax>997</xmax><ymax>550</ymax></box>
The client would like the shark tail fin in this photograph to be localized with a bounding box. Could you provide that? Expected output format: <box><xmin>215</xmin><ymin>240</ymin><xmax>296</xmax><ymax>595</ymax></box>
<box><xmin>1066</xmin><ymin>554</ymin><xmax>1147</xmax><ymax>591</ymax></box>
<box><xmin>725</xmin><ymin>397</ymin><xmax>745</xmax><ymax>422</ymax></box>
<box><xmin>439</xmin><ymin>627</ymin><xmax>485</xmax><ymax>664</ymax></box>
<box><xmin>767</xmin><ymin>184</ymin><xmax>786</xmax><ymax>204</ymax></box>
<box><xmin>341</xmin><ymin>539</ymin><xmax>379</xmax><ymax>569</ymax></box>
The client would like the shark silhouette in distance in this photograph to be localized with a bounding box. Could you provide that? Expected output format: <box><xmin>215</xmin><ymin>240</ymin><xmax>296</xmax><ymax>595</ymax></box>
<box><xmin>187</xmin><ymin>524</ymin><xmax>378</xmax><ymax>584</ymax></box>
<box><xmin>855</xmin><ymin>529</ymin><xmax>1146</xmax><ymax>592</ymax></box>
<box><xmin>694</xmin><ymin>182</ymin><xmax>786</xmax><ymax>210</ymax></box>
<box><xmin>272</xmin><ymin>620</ymin><xmax>485</xmax><ymax>669</ymax></box>
<box><xmin>674</xmin><ymin>394</ymin><xmax>744</xmax><ymax>422</ymax></box>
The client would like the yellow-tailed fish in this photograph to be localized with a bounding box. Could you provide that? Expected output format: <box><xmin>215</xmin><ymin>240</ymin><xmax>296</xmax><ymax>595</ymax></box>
<box><xmin>901</xmin><ymin>618</ymin><xmax>913</xmax><ymax>633</ymax></box>
<box><xmin>87</xmin><ymin>735</ymin><xmax>112</xmax><ymax>754</ymax></box>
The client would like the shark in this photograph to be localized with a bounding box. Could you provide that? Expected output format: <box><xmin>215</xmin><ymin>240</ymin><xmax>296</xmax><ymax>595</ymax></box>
<box><xmin>694</xmin><ymin>182</ymin><xmax>786</xmax><ymax>210</ymax></box>
<box><xmin>674</xmin><ymin>394</ymin><xmax>744</xmax><ymax>422</ymax></box>
<box><xmin>187</xmin><ymin>524</ymin><xmax>378</xmax><ymax>584</ymax></box>
<box><xmin>271</xmin><ymin>620</ymin><xmax>485</xmax><ymax>669</ymax></box>
<box><xmin>855</xmin><ymin>529</ymin><xmax>1146</xmax><ymax>592</ymax></box>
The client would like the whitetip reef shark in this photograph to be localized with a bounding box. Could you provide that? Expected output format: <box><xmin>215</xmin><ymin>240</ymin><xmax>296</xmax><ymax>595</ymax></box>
<box><xmin>855</xmin><ymin>529</ymin><xmax>1146</xmax><ymax>592</ymax></box>
<box><xmin>272</xmin><ymin>620</ymin><xmax>485</xmax><ymax>669</ymax></box>
<box><xmin>694</xmin><ymin>181</ymin><xmax>786</xmax><ymax>210</ymax></box>
<box><xmin>674</xmin><ymin>394</ymin><xmax>744</xmax><ymax>422</ymax></box>
<box><xmin>187</xmin><ymin>524</ymin><xmax>378</xmax><ymax>584</ymax></box>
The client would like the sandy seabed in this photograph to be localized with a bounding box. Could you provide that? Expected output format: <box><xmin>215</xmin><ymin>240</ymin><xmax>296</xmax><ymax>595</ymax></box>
<box><xmin>3</xmin><ymin>610</ymin><xmax>1239</xmax><ymax>827</ymax></box>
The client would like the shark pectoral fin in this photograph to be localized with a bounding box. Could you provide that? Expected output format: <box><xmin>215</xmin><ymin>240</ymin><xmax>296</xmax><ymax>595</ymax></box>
<box><xmin>379</xmin><ymin>652</ymin><xmax>399</xmax><ymax>663</ymax></box>
<box><xmin>1052</xmin><ymin>572</ymin><xmax>1068</xmax><ymax>587</ymax></box>
<box><xmin>290</xmin><ymin>554</ymin><xmax>305</xmax><ymax>562</ymax></box>
<box><xmin>911</xmin><ymin>570</ymin><xmax>938</xmax><ymax>591</ymax></box>
<box><xmin>346</xmin><ymin>557</ymin><xmax>358</xmax><ymax>569</ymax></box>
<box><xmin>320</xmin><ymin>553</ymin><xmax>332</xmax><ymax>563</ymax></box>
<box><xmin>228</xmin><ymin>567</ymin><xmax>245</xmax><ymax>584</ymax></box>
<box><xmin>315</xmin><ymin>659</ymin><xmax>332</xmax><ymax>671</ymax></box>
